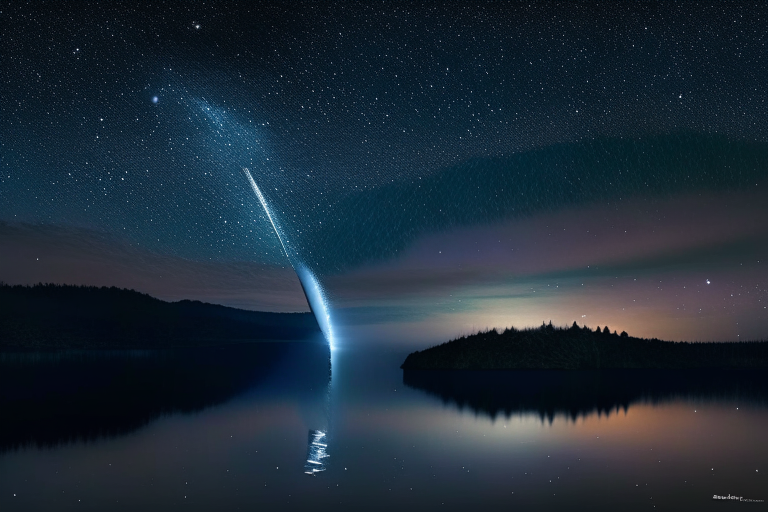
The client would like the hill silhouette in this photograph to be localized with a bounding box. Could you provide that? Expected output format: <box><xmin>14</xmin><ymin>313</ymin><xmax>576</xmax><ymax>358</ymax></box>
<box><xmin>401</xmin><ymin>322</ymin><xmax>768</xmax><ymax>370</ymax></box>
<box><xmin>0</xmin><ymin>283</ymin><xmax>320</xmax><ymax>350</ymax></box>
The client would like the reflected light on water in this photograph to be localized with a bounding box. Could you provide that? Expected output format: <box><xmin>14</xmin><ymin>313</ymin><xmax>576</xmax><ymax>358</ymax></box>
<box><xmin>304</xmin><ymin>430</ymin><xmax>329</xmax><ymax>475</ymax></box>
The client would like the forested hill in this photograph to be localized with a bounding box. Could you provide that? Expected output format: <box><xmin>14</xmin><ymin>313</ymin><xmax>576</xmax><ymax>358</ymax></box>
<box><xmin>401</xmin><ymin>322</ymin><xmax>768</xmax><ymax>370</ymax></box>
<box><xmin>0</xmin><ymin>283</ymin><xmax>320</xmax><ymax>350</ymax></box>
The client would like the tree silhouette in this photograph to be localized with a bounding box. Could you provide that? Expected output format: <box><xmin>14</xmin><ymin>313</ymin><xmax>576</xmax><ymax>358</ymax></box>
<box><xmin>401</xmin><ymin>322</ymin><xmax>768</xmax><ymax>370</ymax></box>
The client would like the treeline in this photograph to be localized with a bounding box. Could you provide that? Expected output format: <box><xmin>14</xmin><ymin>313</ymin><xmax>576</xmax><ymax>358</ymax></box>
<box><xmin>401</xmin><ymin>322</ymin><xmax>768</xmax><ymax>370</ymax></box>
<box><xmin>0</xmin><ymin>283</ymin><xmax>320</xmax><ymax>350</ymax></box>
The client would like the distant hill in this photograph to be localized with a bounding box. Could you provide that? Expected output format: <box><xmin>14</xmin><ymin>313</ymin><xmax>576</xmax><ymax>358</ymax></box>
<box><xmin>401</xmin><ymin>322</ymin><xmax>768</xmax><ymax>370</ymax></box>
<box><xmin>0</xmin><ymin>283</ymin><xmax>320</xmax><ymax>350</ymax></box>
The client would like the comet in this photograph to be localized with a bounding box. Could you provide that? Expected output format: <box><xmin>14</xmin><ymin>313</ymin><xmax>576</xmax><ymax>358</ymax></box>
<box><xmin>243</xmin><ymin>167</ymin><xmax>334</xmax><ymax>349</ymax></box>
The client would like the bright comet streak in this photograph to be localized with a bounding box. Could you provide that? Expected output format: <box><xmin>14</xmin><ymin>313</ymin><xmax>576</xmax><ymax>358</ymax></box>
<box><xmin>243</xmin><ymin>167</ymin><xmax>290</xmax><ymax>258</ymax></box>
<box><xmin>243</xmin><ymin>167</ymin><xmax>334</xmax><ymax>349</ymax></box>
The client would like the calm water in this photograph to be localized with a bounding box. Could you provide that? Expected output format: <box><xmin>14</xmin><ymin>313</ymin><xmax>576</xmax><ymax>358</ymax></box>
<box><xmin>1</xmin><ymin>340</ymin><xmax>767</xmax><ymax>511</ymax></box>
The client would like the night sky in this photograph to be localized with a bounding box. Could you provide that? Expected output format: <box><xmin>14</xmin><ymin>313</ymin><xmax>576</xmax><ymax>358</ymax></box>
<box><xmin>2</xmin><ymin>1</ymin><xmax>768</xmax><ymax>344</ymax></box>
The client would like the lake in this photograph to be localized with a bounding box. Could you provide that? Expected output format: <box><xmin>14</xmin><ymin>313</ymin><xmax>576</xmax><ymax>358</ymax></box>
<box><xmin>1</xmin><ymin>339</ymin><xmax>766</xmax><ymax>511</ymax></box>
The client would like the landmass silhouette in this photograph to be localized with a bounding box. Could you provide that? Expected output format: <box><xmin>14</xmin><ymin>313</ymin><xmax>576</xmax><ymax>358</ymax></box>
<box><xmin>0</xmin><ymin>283</ymin><xmax>320</xmax><ymax>350</ymax></box>
<box><xmin>401</xmin><ymin>322</ymin><xmax>768</xmax><ymax>370</ymax></box>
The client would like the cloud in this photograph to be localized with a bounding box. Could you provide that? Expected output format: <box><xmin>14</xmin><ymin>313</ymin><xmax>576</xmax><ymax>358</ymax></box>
<box><xmin>326</xmin><ymin>188</ymin><xmax>768</xmax><ymax>301</ymax></box>
<box><xmin>302</xmin><ymin>133</ymin><xmax>768</xmax><ymax>274</ymax></box>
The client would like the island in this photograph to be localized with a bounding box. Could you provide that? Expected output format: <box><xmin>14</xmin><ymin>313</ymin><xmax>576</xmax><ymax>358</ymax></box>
<box><xmin>0</xmin><ymin>283</ymin><xmax>321</xmax><ymax>350</ymax></box>
<box><xmin>401</xmin><ymin>322</ymin><xmax>768</xmax><ymax>370</ymax></box>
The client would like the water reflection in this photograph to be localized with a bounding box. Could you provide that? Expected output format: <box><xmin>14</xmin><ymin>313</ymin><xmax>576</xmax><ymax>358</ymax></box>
<box><xmin>403</xmin><ymin>368</ymin><xmax>768</xmax><ymax>422</ymax></box>
<box><xmin>0</xmin><ymin>340</ymin><xmax>330</xmax><ymax>452</ymax></box>
<box><xmin>2</xmin><ymin>345</ymin><xmax>767</xmax><ymax>511</ymax></box>
<box><xmin>304</xmin><ymin>429</ymin><xmax>329</xmax><ymax>475</ymax></box>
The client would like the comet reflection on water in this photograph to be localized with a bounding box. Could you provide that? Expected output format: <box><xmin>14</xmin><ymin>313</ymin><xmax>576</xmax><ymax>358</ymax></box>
<box><xmin>304</xmin><ymin>430</ymin><xmax>329</xmax><ymax>475</ymax></box>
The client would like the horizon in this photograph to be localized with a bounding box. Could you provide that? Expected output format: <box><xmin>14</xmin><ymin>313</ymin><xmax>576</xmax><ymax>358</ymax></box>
<box><xmin>3</xmin><ymin>282</ymin><xmax>766</xmax><ymax>347</ymax></box>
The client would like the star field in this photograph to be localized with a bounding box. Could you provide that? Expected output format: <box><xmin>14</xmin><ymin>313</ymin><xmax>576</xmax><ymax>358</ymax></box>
<box><xmin>2</xmin><ymin>1</ymin><xmax>768</xmax><ymax>340</ymax></box>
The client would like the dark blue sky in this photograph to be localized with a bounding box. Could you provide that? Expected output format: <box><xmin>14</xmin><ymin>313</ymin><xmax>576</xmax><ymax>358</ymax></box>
<box><xmin>2</xmin><ymin>1</ymin><xmax>768</xmax><ymax>343</ymax></box>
